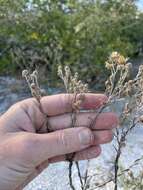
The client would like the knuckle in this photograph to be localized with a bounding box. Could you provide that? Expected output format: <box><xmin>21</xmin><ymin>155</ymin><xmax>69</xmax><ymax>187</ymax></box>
<box><xmin>60</xmin><ymin>94</ymin><xmax>72</xmax><ymax>112</ymax></box>
<box><xmin>8</xmin><ymin>100</ymin><xmax>31</xmax><ymax>114</ymax></box>
<box><xmin>9</xmin><ymin>101</ymin><xmax>21</xmax><ymax>111</ymax></box>
<box><xmin>16</xmin><ymin>98</ymin><xmax>36</xmax><ymax>111</ymax></box>
<box><xmin>83</xmin><ymin>127</ymin><xmax>94</xmax><ymax>144</ymax></box>
<box><xmin>57</xmin><ymin>130</ymin><xmax>69</xmax><ymax>150</ymax></box>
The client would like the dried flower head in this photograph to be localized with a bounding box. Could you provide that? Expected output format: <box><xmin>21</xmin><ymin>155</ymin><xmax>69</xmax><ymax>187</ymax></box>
<box><xmin>22</xmin><ymin>69</ymin><xmax>42</xmax><ymax>102</ymax></box>
<box><xmin>57</xmin><ymin>65</ymin><xmax>63</xmax><ymax>79</ymax></box>
<box><xmin>105</xmin><ymin>52</ymin><xmax>133</xmax><ymax>97</ymax></box>
<box><xmin>111</xmin><ymin>51</ymin><xmax>119</xmax><ymax>59</ymax></box>
<box><xmin>57</xmin><ymin>65</ymin><xmax>88</xmax><ymax>94</ymax></box>
<box><xmin>22</xmin><ymin>69</ymin><xmax>29</xmax><ymax>77</ymax></box>
<box><xmin>109</xmin><ymin>52</ymin><xmax>127</xmax><ymax>65</ymax></box>
<box><xmin>117</xmin><ymin>55</ymin><xmax>126</xmax><ymax>65</ymax></box>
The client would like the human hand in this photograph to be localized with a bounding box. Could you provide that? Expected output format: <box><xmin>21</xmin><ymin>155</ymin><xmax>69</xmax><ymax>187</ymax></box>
<box><xmin>0</xmin><ymin>93</ymin><xmax>118</xmax><ymax>190</ymax></box>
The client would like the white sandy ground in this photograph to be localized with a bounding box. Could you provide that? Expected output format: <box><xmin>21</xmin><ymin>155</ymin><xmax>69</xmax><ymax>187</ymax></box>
<box><xmin>0</xmin><ymin>77</ymin><xmax>143</xmax><ymax>190</ymax></box>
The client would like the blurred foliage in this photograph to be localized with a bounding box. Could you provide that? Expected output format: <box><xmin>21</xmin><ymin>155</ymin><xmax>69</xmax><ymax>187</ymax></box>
<box><xmin>0</xmin><ymin>0</ymin><xmax>143</xmax><ymax>87</ymax></box>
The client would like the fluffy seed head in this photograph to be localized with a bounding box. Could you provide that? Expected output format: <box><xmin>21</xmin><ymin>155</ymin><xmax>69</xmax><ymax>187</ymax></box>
<box><xmin>22</xmin><ymin>70</ymin><xmax>29</xmax><ymax>77</ymax></box>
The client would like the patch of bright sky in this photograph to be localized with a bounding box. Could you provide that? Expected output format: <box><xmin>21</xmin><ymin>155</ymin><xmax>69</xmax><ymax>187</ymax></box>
<box><xmin>26</xmin><ymin>0</ymin><xmax>143</xmax><ymax>11</ymax></box>
<box><xmin>136</xmin><ymin>0</ymin><xmax>143</xmax><ymax>10</ymax></box>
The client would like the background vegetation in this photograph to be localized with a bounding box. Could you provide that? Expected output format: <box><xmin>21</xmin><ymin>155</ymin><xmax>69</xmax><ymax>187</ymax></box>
<box><xmin>0</xmin><ymin>0</ymin><xmax>143</xmax><ymax>88</ymax></box>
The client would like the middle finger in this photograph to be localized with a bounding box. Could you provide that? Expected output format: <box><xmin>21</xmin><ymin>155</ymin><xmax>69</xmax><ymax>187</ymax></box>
<box><xmin>48</xmin><ymin>112</ymin><xmax>118</xmax><ymax>131</ymax></box>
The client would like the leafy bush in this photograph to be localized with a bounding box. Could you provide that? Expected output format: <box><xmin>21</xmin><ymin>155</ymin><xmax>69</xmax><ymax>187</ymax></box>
<box><xmin>0</xmin><ymin>0</ymin><xmax>143</xmax><ymax>87</ymax></box>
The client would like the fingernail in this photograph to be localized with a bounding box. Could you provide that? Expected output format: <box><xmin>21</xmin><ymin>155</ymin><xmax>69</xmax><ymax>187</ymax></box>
<box><xmin>78</xmin><ymin>129</ymin><xmax>93</xmax><ymax>147</ymax></box>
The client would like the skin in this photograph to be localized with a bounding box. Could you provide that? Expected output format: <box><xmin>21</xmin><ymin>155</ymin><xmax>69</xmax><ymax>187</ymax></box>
<box><xmin>0</xmin><ymin>93</ymin><xmax>118</xmax><ymax>190</ymax></box>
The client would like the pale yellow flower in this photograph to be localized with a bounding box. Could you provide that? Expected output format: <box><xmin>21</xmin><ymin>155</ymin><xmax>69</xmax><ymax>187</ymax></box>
<box><xmin>110</xmin><ymin>52</ymin><xmax>126</xmax><ymax>65</ymax></box>
<box><xmin>117</xmin><ymin>55</ymin><xmax>126</xmax><ymax>65</ymax></box>
<box><xmin>30</xmin><ymin>32</ymin><xmax>39</xmax><ymax>40</ymax></box>
<box><xmin>111</xmin><ymin>51</ymin><xmax>119</xmax><ymax>59</ymax></box>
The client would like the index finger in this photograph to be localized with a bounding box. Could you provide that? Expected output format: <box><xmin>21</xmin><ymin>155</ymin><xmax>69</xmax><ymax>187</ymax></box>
<box><xmin>41</xmin><ymin>93</ymin><xmax>107</xmax><ymax>116</ymax></box>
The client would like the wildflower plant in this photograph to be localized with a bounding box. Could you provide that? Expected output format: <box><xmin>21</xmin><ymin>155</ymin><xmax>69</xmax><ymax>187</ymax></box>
<box><xmin>91</xmin><ymin>52</ymin><xmax>143</xmax><ymax>190</ymax></box>
<box><xmin>22</xmin><ymin>52</ymin><xmax>143</xmax><ymax>190</ymax></box>
<box><xmin>57</xmin><ymin>53</ymin><xmax>143</xmax><ymax>190</ymax></box>
<box><xmin>22</xmin><ymin>69</ymin><xmax>50</xmax><ymax>133</ymax></box>
<box><xmin>57</xmin><ymin>65</ymin><xmax>89</xmax><ymax>190</ymax></box>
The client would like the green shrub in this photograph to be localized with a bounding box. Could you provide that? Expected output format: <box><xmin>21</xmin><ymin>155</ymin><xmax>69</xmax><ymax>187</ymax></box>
<box><xmin>0</xmin><ymin>0</ymin><xmax>143</xmax><ymax>87</ymax></box>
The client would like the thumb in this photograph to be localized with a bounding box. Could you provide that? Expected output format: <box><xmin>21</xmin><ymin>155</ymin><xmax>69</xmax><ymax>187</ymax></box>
<box><xmin>27</xmin><ymin>127</ymin><xmax>94</xmax><ymax>165</ymax></box>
